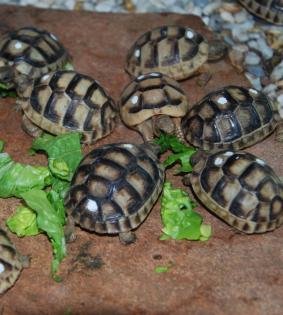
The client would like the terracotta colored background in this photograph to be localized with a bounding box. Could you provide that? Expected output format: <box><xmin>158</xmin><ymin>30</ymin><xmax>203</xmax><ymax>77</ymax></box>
<box><xmin>0</xmin><ymin>5</ymin><xmax>282</xmax><ymax>315</ymax></box>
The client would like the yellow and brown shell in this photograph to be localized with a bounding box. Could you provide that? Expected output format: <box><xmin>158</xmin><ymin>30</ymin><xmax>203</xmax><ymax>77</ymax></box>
<box><xmin>120</xmin><ymin>72</ymin><xmax>189</xmax><ymax>127</ymax></box>
<box><xmin>0</xmin><ymin>228</ymin><xmax>23</xmax><ymax>294</ymax></box>
<box><xmin>19</xmin><ymin>70</ymin><xmax>117</xmax><ymax>143</ymax></box>
<box><xmin>0</xmin><ymin>27</ymin><xmax>70</xmax><ymax>80</ymax></box>
<box><xmin>190</xmin><ymin>150</ymin><xmax>283</xmax><ymax>233</ymax></box>
<box><xmin>181</xmin><ymin>86</ymin><xmax>279</xmax><ymax>151</ymax></box>
<box><xmin>238</xmin><ymin>0</ymin><xmax>283</xmax><ymax>25</ymax></box>
<box><xmin>65</xmin><ymin>143</ymin><xmax>164</xmax><ymax>235</ymax></box>
<box><xmin>125</xmin><ymin>25</ymin><xmax>208</xmax><ymax>81</ymax></box>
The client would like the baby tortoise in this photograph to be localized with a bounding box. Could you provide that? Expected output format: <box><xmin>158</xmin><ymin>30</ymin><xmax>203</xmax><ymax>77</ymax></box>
<box><xmin>0</xmin><ymin>228</ymin><xmax>23</xmax><ymax>294</ymax></box>
<box><xmin>17</xmin><ymin>70</ymin><xmax>117</xmax><ymax>143</ymax></box>
<box><xmin>120</xmin><ymin>72</ymin><xmax>189</xmax><ymax>142</ymax></box>
<box><xmin>65</xmin><ymin>142</ymin><xmax>164</xmax><ymax>244</ymax></box>
<box><xmin>0</xmin><ymin>26</ymin><xmax>71</xmax><ymax>92</ymax></box>
<box><xmin>238</xmin><ymin>0</ymin><xmax>283</xmax><ymax>25</ymax></box>
<box><xmin>125</xmin><ymin>25</ymin><xmax>209</xmax><ymax>81</ymax></box>
<box><xmin>181</xmin><ymin>85</ymin><xmax>282</xmax><ymax>151</ymax></box>
<box><xmin>183</xmin><ymin>150</ymin><xmax>283</xmax><ymax>233</ymax></box>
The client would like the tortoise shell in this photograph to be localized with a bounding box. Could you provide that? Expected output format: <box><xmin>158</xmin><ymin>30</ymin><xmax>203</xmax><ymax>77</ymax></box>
<box><xmin>65</xmin><ymin>143</ymin><xmax>164</xmax><ymax>235</ymax></box>
<box><xmin>0</xmin><ymin>228</ymin><xmax>23</xmax><ymax>294</ymax></box>
<box><xmin>19</xmin><ymin>70</ymin><xmax>117</xmax><ymax>143</ymax></box>
<box><xmin>125</xmin><ymin>25</ymin><xmax>208</xmax><ymax>81</ymax></box>
<box><xmin>181</xmin><ymin>86</ymin><xmax>279</xmax><ymax>151</ymax></box>
<box><xmin>0</xmin><ymin>27</ymin><xmax>70</xmax><ymax>82</ymax></box>
<box><xmin>238</xmin><ymin>0</ymin><xmax>283</xmax><ymax>25</ymax></box>
<box><xmin>120</xmin><ymin>72</ymin><xmax>189</xmax><ymax>127</ymax></box>
<box><xmin>189</xmin><ymin>150</ymin><xmax>283</xmax><ymax>233</ymax></box>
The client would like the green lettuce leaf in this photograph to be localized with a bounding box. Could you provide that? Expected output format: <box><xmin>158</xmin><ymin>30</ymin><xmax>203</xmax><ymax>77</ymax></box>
<box><xmin>63</xmin><ymin>62</ymin><xmax>75</xmax><ymax>70</ymax></box>
<box><xmin>21</xmin><ymin>189</ymin><xmax>67</xmax><ymax>275</ymax></box>
<box><xmin>0</xmin><ymin>82</ymin><xmax>16</xmax><ymax>98</ymax></box>
<box><xmin>154</xmin><ymin>266</ymin><xmax>170</xmax><ymax>273</ymax></box>
<box><xmin>155</xmin><ymin>134</ymin><xmax>196</xmax><ymax>174</ymax></box>
<box><xmin>0</xmin><ymin>152</ymin><xmax>51</xmax><ymax>198</ymax></box>
<box><xmin>30</xmin><ymin>133</ymin><xmax>82</xmax><ymax>181</ymax></box>
<box><xmin>0</xmin><ymin>140</ymin><xmax>4</xmax><ymax>152</ymax></box>
<box><xmin>6</xmin><ymin>205</ymin><xmax>39</xmax><ymax>237</ymax></box>
<box><xmin>160</xmin><ymin>181</ymin><xmax>211</xmax><ymax>241</ymax></box>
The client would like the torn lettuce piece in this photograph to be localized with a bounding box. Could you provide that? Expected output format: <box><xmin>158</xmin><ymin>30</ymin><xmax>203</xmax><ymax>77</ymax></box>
<box><xmin>48</xmin><ymin>158</ymin><xmax>70</xmax><ymax>181</ymax></box>
<box><xmin>160</xmin><ymin>181</ymin><xmax>211</xmax><ymax>241</ymax></box>
<box><xmin>30</xmin><ymin>133</ymin><xmax>82</xmax><ymax>181</ymax></box>
<box><xmin>6</xmin><ymin>205</ymin><xmax>39</xmax><ymax>237</ymax></box>
<box><xmin>155</xmin><ymin>134</ymin><xmax>197</xmax><ymax>174</ymax></box>
<box><xmin>63</xmin><ymin>62</ymin><xmax>75</xmax><ymax>70</ymax></box>
<box><xmin>154</xmin><ymin>266</ymin><xmax>170</xmax><ymax>273</ymax></box>
<box><xmin>47</xmin><ymin>178</ymin><xmax>70</xmax><ymax>227</ymax></box>
<box><xmin>0</xmin><ymin>152</ymin><xmax>51</xmax><ymax>198</ymax></box>
<box><xmin>0</xmin><ymin>82</ymin><xmax>16</xmax><ymax>98</ymax></box>
<box><xmin>21</xmin><ymin>189</ymin><xmax>67</xmax><ymax>275</ymax></box>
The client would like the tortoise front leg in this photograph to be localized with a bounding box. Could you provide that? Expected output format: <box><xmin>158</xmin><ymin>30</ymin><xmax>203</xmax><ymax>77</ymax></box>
<box><xmin>196</xmin><ymin>64</ymin><xmax>212</xmax><ymax>87</ymax></box>
<box><xmin>64</xmin><ymin>215</ymin><xmax>77</xmax><ymax>243</ymax></box>
<box><xmin>136</xmin><ymin>119</ymin><xmax>155</xmax><ymax>142</ymax></box>
<box><xmin>172</xmin><ymin>117</ymin><xmax>185</xmax><ymax>143</ymax></box>
<box><xmin>21</xmin><ymin>114</ymin><xmax>43</xmax><ymax>138</ymax></box>
<box><xmin>182</xmin><ymin>173</ymin><xmax>192</xmax><ymax>186</ymax></box>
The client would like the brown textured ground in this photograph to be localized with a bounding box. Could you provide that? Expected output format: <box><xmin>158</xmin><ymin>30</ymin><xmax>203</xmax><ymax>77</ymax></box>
<box><xmin>0</xmin><ymin>5</ymin><xmax>283</xmax><ymax>315</ymax></box>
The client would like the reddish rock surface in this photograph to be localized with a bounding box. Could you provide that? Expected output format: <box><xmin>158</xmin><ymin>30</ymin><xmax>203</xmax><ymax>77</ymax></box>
<box><xmin>0</xmin><ymin>5</ymin><xmax>282</xmax><ymax>315</ymax></box>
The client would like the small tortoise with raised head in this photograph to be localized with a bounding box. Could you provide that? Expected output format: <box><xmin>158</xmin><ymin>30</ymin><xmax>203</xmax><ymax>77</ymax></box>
<box><xmin>120</xmin><ymin>72</ymin><xmax>189</xmax><ymax>142</ymax></box>
<box><xmin>65</xmin><ymin>142</ymin><xmax>164</xmax><ymax>244</ymax></box>
<box><xmin>0</xmin><ymin>228</ymin><xmax>23</xmax><ymax>294</ymax></box>
<box><xmin>0</xmin><ymin>26</ymin><xmax>71</xmax><ymax>92</ymax></box>
<box><xmin>125</xmin><ymin>25</ymin><xmax>209</xmax><ymax>81</ymax></box>
<box><xmin>183</xmin><ymin>150</ymin><xmax>283</xmax><ymax>233</ymax></box>
<box><xmin>238</xmin><ymin>0</ymin><xmax>283</xmax><ymax>25</ymax></box>
<box><xmin>17</xmin><ymin>70</ymin><xmax>117</xmax><ymax>143</ymax></box>
<box><xmin>181</xmin><ymin>85</ymin><xmax>281</xmax><ymax>151</ymax></box>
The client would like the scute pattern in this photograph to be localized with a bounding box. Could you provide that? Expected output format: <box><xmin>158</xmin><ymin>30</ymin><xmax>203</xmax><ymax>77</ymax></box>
<box><xmin>120</xmin><ymin>72</ymin><xmax>189</xmax><ymax>126</ymax></box>
<box><xmin>20</xmin><ymin>70</ymin><xmax>117</xmax><ymax>143</ymax></box>
<box><xmin>0</xmin><ymin>27</ymin><xmax>70</xmax><ymax>78</ymax></box>
<box><xmin>181</xmin><ymin>86</ymin><xmax>278</xmax><ymax>151</ymax></box>
<box><xmin>191</xmin><ymin>151</ymin><xmax>283</xmax><ymax>233</ymax></box>
<box><xmin>0</xmin><ymin>228</ymin><xmax>23</xmax><ymax>294</ymax></box>
<box><xmin>65</xmin><ymin>143</ymin><xmax>164</xmax><ymax>234</ymax></box>
<box><xmin>238</xmin><ymin>0</ymin><xmax>283</xmax><ymax>25</ymax></box>
<box><xmin>125</xmin><ymin>25</ymin><xmax>208</xmax><ymax>80</ymax></box>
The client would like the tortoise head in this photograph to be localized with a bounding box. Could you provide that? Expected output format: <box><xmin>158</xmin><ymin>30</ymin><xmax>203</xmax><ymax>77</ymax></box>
<box><xmin>0</xmin><ymin>59</ymin><xmax>34</xmax><ymax>96</ymax></box>
<box><xmin>153</xmin><ymin>114</ymin><xmax>176</xmax><ymax>137</ymax></box>
<box><xmin>0</xmin><ymin>58</ymin><xmax>15</xmax><ymax>89</ymax></box>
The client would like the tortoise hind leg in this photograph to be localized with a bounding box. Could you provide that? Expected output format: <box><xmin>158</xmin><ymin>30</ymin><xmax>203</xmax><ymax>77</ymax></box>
<box><xmin>119</xmin><ymin>231</ymin><xmax>136</xmax><ymax>245</ymax></box>
<box><xmin>21</xmin><ymin>114</ymin><xmax>43</xmax><ymax>138</ymax></box>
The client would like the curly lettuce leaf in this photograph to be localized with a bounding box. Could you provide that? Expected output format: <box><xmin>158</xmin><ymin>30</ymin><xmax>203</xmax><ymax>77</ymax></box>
<box><xmin>155</xmin><ymin>134</ymin><xmax>197</xmax><ymax>174</ymax></box>
<box><xmin>30</xmin><ymin>133</ymin><xmax>82</xmax><ymax>181</ymax></box>
<box><xmin>6</xmin><ymin>205</ymin><xmax>39</xmax><ymax>237</ymax></box>
<box><xmin>0</xmin><ymin>152</ymin><xmax>51</xmax><ymax>198</ymax></box>
<box><xmin>47</xmin><ymin>177</ymin><xmax>70</xmax><ymax>226</ymax></box>
<box><xmin>21</xmin><ymin>189</ymin><xmax>67</xmax><ymax>275</ymax></box>
<box><xmin>160</xmin><ymin>181</ymin><xmax>211</xmax><ymax>241</ymax></box>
